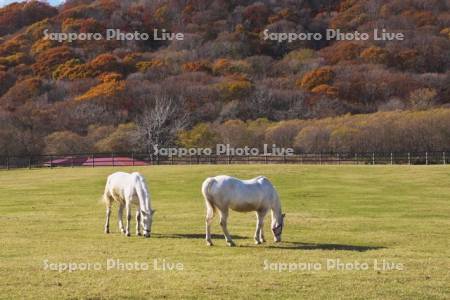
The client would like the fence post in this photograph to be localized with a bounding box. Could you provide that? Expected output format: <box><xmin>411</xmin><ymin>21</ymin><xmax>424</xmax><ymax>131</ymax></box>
<box><xmin>425</xmin><ymin>152</ymin><xmax>428</xmax><ymax>165</ymax></box>
<box><xmin>71</xmin><ymin>155</ymin><xmax>74</xmax><ymax>168</ymax></box>
<box><xmin>443</xmin><ymin>152</ymin><xmax>446</xmax><ymax>165</ymax></box>
<box><xmin>372</xmin><ymin>153</ymin><xmax>375</xmax><ymax>165</ymax></box>
<box><xmin>390</xmin><ymin>152</ymin><xmax>393</xmax><ymax>165</ymax></box>
<box><xmin>354</xmin><ymin>153</ymin><xmax>358</xmax><ymax>165</ymax></box>
<box><xmin>112</xmin><ymin>153</ymin><xmax>115</xmax><ymax>167</ymax></box>
<box><xmin>337</xmin><ymin>153</ymin><xmax>340</xmax><ymax>165</ymax></box>
<box><xmin>408</xmin><ymin>152</ymin><xmax>411</xmax><ymax>165</ymax></box>
<box><xmin>50</xmin><ymin>155</ymin><xmax>53</xmax><ymax>169</ymax></box>
<box><xmin>6</xmin><ymin>156</ymin><xmax>9</xmax><ymax>170</ymax></box>
<box><xmin>132</xmin><ymin>152</ymin><xmax>135</xmax><ymax>166</ymax></box>
<box><xmin>29</xmin><ymin>156</ymin><xmax>32</xmax><ymax>169</ymax></box>
<box><xmin>319</xmin><ymin>153</ymin><xmax>322</xmax><ymax>165</ymax></box>
<box><xmin>92</xmin><ymin>153</ymin><xmax>95</xmax><ymax>168</ymax></box>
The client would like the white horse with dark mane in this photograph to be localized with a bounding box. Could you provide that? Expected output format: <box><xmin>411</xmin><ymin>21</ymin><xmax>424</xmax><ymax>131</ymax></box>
<box><xmin>102</xmin><ymin>172</ymin><xmax>155</xmax><ymax>237</ymax></box>
<box><xmin>202</xmin><ymin>175</ymin><xmax>285</xmax><ymax>246</ymax></box>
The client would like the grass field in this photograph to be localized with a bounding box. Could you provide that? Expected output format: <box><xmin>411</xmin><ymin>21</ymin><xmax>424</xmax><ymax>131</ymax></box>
<box><xmin>0</xmin><ymin>165</ymin><xmax>449</xmax><ymax>299</ymax></box>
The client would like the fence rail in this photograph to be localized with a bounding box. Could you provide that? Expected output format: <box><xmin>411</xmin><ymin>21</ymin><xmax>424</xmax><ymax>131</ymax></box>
<box><xmin>0</xmin><ymin>152</ymin><xmax>449</xmax><ymax>170</ymax></box>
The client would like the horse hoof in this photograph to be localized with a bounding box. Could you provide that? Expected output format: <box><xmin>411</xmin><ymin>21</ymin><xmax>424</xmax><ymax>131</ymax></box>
<box><xmin>227</xmin><ymin>241</ymin><xmax>236</xmax><ymax>247</ymax></box>
<box><xmin>206</xmin><ymin>241</ymin><xmax>213</xmax><ymax>246</ymax></box>
<box><xmin>255</xmin><ymin>240</ymin><xmax>261</xmax><ymax>245</ymax></box>
<box><xmin>126</xmin><ymin>232</ymin><xmax>131</xmax><ymax>237</ymax></box>
<box><xmin>136</xmin><ymin>232</ymin><xmax>142</xmax><ymax>236</ymax></box>
<box><xmin>104</xmin><ymin>230</ymin><xmax>109</xmax><ymax>234</ymax></box>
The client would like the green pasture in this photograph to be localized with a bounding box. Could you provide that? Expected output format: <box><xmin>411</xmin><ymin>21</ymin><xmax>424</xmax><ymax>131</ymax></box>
<box><xmin>0</xmin><ymin>165</ymin><xmax>449</xmax><ymax>299</ymax></box>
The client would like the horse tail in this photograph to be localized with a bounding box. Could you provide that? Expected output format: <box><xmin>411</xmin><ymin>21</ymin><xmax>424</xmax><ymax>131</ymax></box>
<box><xmin>202</xmin><ymin>177</ymin><xmax>217</xmax><ymax>218</ymax></box>
<box><xmin>101</xmin><ymin>176</ymin><xmax>112</xmax><ymax>205</ymax></box>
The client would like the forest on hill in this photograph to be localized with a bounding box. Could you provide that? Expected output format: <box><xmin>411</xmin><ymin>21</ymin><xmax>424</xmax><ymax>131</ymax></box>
<box><xmin>0</xmin><ymin>0</ymin><xmax>449</xmax><ymax>155</ymax></box>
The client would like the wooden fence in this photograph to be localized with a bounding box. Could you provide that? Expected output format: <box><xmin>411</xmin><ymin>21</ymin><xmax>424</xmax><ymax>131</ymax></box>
<box><xmin>0</xmin><ymin>152</ymin><xmax>448</xmax><ymax>169</ymax></box>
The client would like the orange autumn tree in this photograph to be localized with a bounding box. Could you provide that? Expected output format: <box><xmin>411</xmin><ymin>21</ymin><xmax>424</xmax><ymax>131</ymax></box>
<box><xmin>52</xmin><ymin>59</ymin><xmax>93</xmax><ymax>80</ymax></box>
<box><xmin>298</xmin><ymin>67</ymin><xmax>335</xmax><ymax>91</ymax></box>
<box><xmin>0</xmin><ymin>1</ymin><xmax>57</xmax><ymax>36</ymax></box>
<box><xmin>321</xmin><ymin>42</ymin><xmax>364</xmax><ymax>65</ymax></box>
<box><xmin>182</xmin><ymin>60</ymin><xmax>211</xmax><ymax>73</ymax></box>
<box><xmin>32</xmin><ymin>46</ymin><xmax>74</xmax><ymax>76</ymax></box>
<box><xmin>217</xmin><ymin>74</ymin><xmax>253</xmax><ymax>100</ymax></box>
<box><xmin>76</xmin><ymin>72</ymin><xmax>125</xmax><ymax>101</ymax></box>
<box><xmin>360</xmin><ymin>46</ymin><xmax>390</xmax><ymax>65</ymax></box>
<box><xmin>311</xmin><ymin>84</ymin><xmax>338</xmax><ymax>96</ymax></box>
<box><xmin>88</xmin><ymin>53</ymin><xmax>123</xmax><ymax>75</ymax></box>
<box><xmin>136</xmin><ymin>59</ymin><xmax>165</xmax><ymax>72</ymax></box>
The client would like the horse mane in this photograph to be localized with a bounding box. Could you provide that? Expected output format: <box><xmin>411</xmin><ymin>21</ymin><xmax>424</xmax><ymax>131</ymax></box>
<box><xmin>133</xmin><ymin>173</ymin><xmax>151</xmax><ymax>213</ymax></box>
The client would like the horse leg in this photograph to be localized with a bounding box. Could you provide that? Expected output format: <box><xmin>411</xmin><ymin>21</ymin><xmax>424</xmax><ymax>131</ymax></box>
<box><xmin>125</xmin><ymin>203</ymin><xmax>131</xmax><ymax>237</ymax></box>
<box><xmin>118</xmin><ymin>204</ymin><xmax>125</xmax><ymax>234</ymax></box>
<box><xmin>104</xmin><ymin>201</ymin><xmax>111</xmax><ymax>234</ymax></box>
<box><xmin>136</xmin><ymin>210</ymin><xmax>142</xmax><ymax>236</ymax></box>
<box><xmin>254</xmin><ymin>212</ymin><xmax>262</xmax><ymax>244</ymax></box>
<box><xmin>219</xmin><ymin>210</ymin><xmax>235</xmax><ymax>247</ymax></box>
<box><xmin>257</xmin><ymin>210</ymin><xmax>268</xmax><ymax>243</ymax></box>
<box><xmin>260</xmin><ymin>221</ymin><xmax>266</xmax><ymax>243</ymax></box>
<box><xmin>205</xmin><ymin>207</ymin><xmax>214</xmax><ymax>246</ymax></box>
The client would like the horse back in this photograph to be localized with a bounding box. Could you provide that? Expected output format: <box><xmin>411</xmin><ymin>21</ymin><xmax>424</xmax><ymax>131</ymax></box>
<box><xmin>105</xmin><ymin>172</ymin><xmax>148</xmax><ymax>206</ymax></box>
<box><xmin>210</xmin><ymin>175</ymin><xmax>277</xmax><ymax>212</ymax></box>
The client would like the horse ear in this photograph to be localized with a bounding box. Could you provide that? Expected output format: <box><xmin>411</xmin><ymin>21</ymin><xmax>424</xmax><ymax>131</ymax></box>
<box><xmin>282</xmin><ymin>213</ymin><xmax>286</xmax><ymax>218</ymax></box>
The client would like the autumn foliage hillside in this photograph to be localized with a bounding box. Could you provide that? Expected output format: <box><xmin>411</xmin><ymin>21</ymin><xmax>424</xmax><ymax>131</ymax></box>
<box><xmin>0</xmin><ymin>0</ymin><xmax>449</xmax><ymax>155</ymax></box>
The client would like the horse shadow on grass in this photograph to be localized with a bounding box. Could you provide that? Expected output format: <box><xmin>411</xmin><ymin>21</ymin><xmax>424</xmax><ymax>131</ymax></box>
<box><xmin>263</xmin><ymin>241</ymin><xmax>385</xmax><ymax>252</ymax></box>
<box><xmin>153</xmin><ymin>233</ymin><xmax>247</xmax><ymax>240</ymax></box>
<box><xmin>153</xmin><ymin>233</ymin><xmax>384</xmax><ymax>251</ymax></box>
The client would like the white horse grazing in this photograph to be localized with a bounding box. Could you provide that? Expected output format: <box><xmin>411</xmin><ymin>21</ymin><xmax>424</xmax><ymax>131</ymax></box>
<box><xmin>202</xmin><ymin>175</ymin><xmax>285</xmax><ymax>247</ymax></box>
<box><xmin>102</xmin><ymin>172</ymin><xmax>155</xmax><ymax>237</ymax></box>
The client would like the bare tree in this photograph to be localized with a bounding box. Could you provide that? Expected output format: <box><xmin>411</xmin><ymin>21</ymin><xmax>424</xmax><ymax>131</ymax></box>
<box><xmin>136</xmin><ymin>95</ymin><xmax>188</xmax><ymax>154</ymax></box>
<box><xmin>248</xmin><ymin>87</ymin><xmax>275</xmax><ymax>117</ymax></box>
